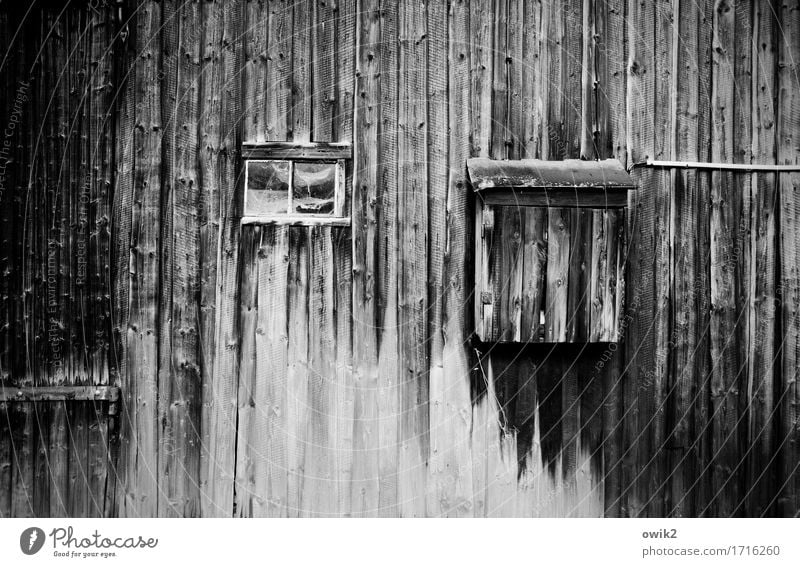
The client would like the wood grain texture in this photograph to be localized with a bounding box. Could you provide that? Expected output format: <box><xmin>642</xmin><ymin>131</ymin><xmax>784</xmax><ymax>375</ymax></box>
<box><xmin>350</xmin><ymin>0</ymin><xmax>380</xmax><ymax>516</ymax></box>
<box><xmin>395</xmin><ymin>0</ymin><xmax>429</xmax><ymax>517</ymax></box>
<box><xmin>745</xmin><ymin>0</ymin><xmax>778</xmax><ymax>517</ymax></box>
<box><xmin>709</xmin><ymin>0</ymin><xmax>743</xmax><ymax>517</ymax></box>
<box><xmin>118</xmin><ymin>0</ymin><xmax>162</xmax><ymax>517</ymax></box>
<box><xmin>776</xmin><ymin>0</ymin><xmax>800</xmax><ymax>517</ymax></box>
<box><xmin>5</xmin><ymin>0</ymin><xmax>800</xmax><ymax>520</ymax></box>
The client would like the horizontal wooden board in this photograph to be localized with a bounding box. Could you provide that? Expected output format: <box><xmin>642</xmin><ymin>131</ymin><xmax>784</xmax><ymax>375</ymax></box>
<box><xmin>242</xmin><ymin>142</ymin><xmax>352</xmax><ymax>159</ymax></box>
<box><xmin>480</xmin><ymin>188</ymin><xmax>628</xmax><ymax>208</ymax></box>
<box><xmin>0</xmin><ymin>386</ymin><xmax>120</xmax><ymax>403</ymax></box>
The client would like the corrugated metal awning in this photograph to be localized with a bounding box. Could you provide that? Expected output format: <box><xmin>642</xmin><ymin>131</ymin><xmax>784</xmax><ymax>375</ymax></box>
<box><xmin>466</xmin><ymin>158</ymin><xmax>635</xmax><ymax>191</ymax></box>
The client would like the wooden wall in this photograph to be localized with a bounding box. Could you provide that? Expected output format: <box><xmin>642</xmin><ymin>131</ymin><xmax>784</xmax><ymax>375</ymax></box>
<box><xmin>1</xmin><ymin>0</ymin><xmax>799</xmax><ymax>518</ymax></box>
<box><xmin>0</xmin><ymin>2</ymin><xmax>119</xmax><ymax>517</ymax></box>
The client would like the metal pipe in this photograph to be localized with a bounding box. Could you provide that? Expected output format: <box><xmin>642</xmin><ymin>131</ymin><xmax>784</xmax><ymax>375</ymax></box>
<box><xmin>632</xmin><ymin>159</ymin><xmax>800</xmax><ymax>172</ymax></box>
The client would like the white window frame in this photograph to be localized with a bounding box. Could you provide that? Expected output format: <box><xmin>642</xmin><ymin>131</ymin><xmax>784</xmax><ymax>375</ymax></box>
<box><xmin>240</xmin><ymin>142</ymin><xmax>351</xmax><ymax>227</ymax></box>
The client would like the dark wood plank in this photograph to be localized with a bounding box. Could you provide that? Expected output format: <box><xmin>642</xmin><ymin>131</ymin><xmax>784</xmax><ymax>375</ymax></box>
<box><xmin>709</xmin><ymin>0</ymin><xmax>742</xmax><ymax>517</ymax></box>
<box><xmin>521</xmin><ymin>208</ymin><xmax>547</xmax><ymax>342</ymax></box>
<box><xmin>481</xmin><ymin>188</ymin><xmax>629</xmax><ymax>209</ymax></box>
<box><xmin>498</xmin><ymin>207</ymin><xmax>523</xmax><ymax>342</ymax></box>
<box><xmin>241</xmin><ymin>142</ymin><xmax>353</xmax><ymax>159</ymax></box>
<box><xmin>567</xmin><ymin>209</ymin><xmax>592</xmax><ymax>342</ymax></box>
<box><xmin>777</xmin><ymin>0</ymin><xmax>800</xmax><ymax>517</ymax></box>
<box><xmin>545</xmin><ymin>208</ymin><xmax>571</xmax><ymax>342</ymax></box>
<box><xmin>745</xmin><ymin>0</ymin><xmax>778</xmax><ymax>518</ymax></box>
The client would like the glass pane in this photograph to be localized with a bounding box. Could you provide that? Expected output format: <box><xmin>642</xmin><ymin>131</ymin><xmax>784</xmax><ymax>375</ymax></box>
<box><xmin>245</xmin><ymin>160</ymin><xmax>290</xmax><ymax>216</ymax></box>
<box><xmin>292</xmin><ymin>161</ymin><xmax>336</xmax><ymax>215</ymax></box>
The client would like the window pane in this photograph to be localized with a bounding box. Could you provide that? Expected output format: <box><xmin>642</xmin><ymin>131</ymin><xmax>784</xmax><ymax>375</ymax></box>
<box><xmin>245</xmin><ymin>160</ymin><xmax>290</xmax><ymax>216</ymax></box>
<box><xmin>292</xmin><ymin>161</ymin><xmax>336</xmax><ymax>215</ymax></box>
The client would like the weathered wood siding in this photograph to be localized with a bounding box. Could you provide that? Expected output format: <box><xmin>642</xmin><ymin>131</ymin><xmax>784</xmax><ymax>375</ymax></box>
<box><xmin>1</xmin><ymin>0</ymin><xmax>800</xmax><ymax>518</ymax></box>
<box><xmin>0</xmin><ymin>2</ymin><xmax>118</xmax><ymax>517</ymax></box>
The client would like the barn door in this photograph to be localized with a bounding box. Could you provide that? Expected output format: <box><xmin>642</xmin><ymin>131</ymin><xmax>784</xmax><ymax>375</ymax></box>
<box><xmin>1</xmin><ymin>388</ymin><xmax>119</xmax><ymax>517</ymax></box>
<box><xmin>232</xmin><ymin>224</ymin><xmax>351</xmax><ymax>517</ymax></box>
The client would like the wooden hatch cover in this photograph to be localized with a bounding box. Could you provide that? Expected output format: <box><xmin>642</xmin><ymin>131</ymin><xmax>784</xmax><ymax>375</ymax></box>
<box><xmin>469</xmin><ymin>158</ymin><xmax>635</xmax><ymax>343</ymax></box>
<box><xmin>466</xmin><ymin>158</ymin><xmax>635</xmax><ymax>208</ymax></box>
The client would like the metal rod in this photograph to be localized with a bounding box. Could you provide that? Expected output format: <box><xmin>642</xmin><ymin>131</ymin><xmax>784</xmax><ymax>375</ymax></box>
<box><xmin>634</xmin><ymin>159</ymin><xmax>800</xmax><ymax>172</ymax></box>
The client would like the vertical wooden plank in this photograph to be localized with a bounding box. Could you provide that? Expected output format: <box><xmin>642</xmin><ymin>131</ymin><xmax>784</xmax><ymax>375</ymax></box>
<box><xmin>669</xmin><ymin>0</ymin><xmax>700</xmax><ymax>516</ymax></box>
<box><xmin>292</xmin><ymin>0</ymin><xmax>311</xmax><ymax>142</ymax></box>
<box><xmin>645</xmin><ymin>0</ymin><xmax>675</xmax><ymax>519</ymax></box>
<box><xmin>333</xmin><ymin>227</ymin><xmax>354</xmax><ymax>516</ymax></box>
<box><xmin>426</xmin><ymin>0</ymin><xmax>451</xmax><ymax>516</ymax></box>
<box><xmin>0</xmin><ymin>404</ymin><xmax>10</xmax><ymax>517</ymax></box>
<box><xmin>590</xmin><ymin>209</ymin><xmax>608</xmax><ymax>342</ymax></box>
<box><xmin>397</xmin><ymin>0</ymin><xmax>428</xmax><ymax>517</ymax></box>
<box><xmin>286</xmin><ymin>228</ymin><xmax>310</xmax><ymax>516</ymax></box>
<box><xmin>521</xmin><ymin>208</ymin><xmax>547</xmax><ymax>342</ymax></box>
<box><xmin>470</xmin><ymin>0</ymin><xmax>493</xmax><ymax>157</ymax></box>
<box><xmin>201</xmin><ymin>0</ymin><xmax>242</xmax><ymax>517</ymax></box>
<box><xmin>158</xmin><ymin>0</ymin><xmax>202</xmax><ymax>517</ymax></box>
<box><xmin>590</xmin><ymin>209</ymin><xmax>621</xmax><ymax>341</ymax></box>
<box><xmin>581</xmin><ymin>0</ymin><xmax>596</xmax><ymax>158</ymax></box>
<box><xmin>48</xmin><ymin>401</ymin><xmax>69</xmax><ymax>517</ymax></box>
<box><xmin>567</xmin><ymin>209</ymin><xmax>592</xmax><ymax>342</ymax></box>
<box><xmin>351</xmin><ymin>0</ymin><xmax>380</xmax><ymax>517</ymax></box>
<box><xmin>156</xmin><ymin>0</ymin><xmax>178</xmax><ymax>518</ymax></box>
<box><xmin>375</xmin><ymin>0</ymin><xmax>401</xmax><ymax>518</ymax></box>
<box><xmin>695</xmin><ymin>0</ymin><xmax>715</xmax><ymax>516</ymax></box>
<box><xmin>545</xmin><ymin>209</ymin><xmax>570</xmax><ymax>342</ymax></box>
<box><xmin>745</xmin><ymin>0</ymin><xmax>778</xmax><ymax>518</ymax></box>
<box><xmin>242</xmin><ymin>1</ymin><xmax>269</xmax><ymax>144</ymax></box>
<box><xmin>87</xmin><ymin>402</ymin><xmax>109</xmax><ymax>518</ymax></box>
<box><xmin>563</xmin><ymin>0</ymin><xmax>584</xmax><ymax>159</ymax></box>
<box><xmin>71</xmin><ymin>6</ymin><xmax>92</xmax><ymax>392</ymax></box>
<box><xmin>490</xmin><ymin>0</ymin><xmax>508</xmax><ymax>159</ymax></box>
<box><xmin>777</xmin><ymin>0</ymin><xmax>800</xmax><ymax>518</ymax></box>
<box><xmin>233</xmin><ymin>227</ymin><xmax>259</xmax><ymax>517</ymax></box>
<box><xmin>87</xmin><ymin>2</ymin><xmax>115</xmax><ymax>518</ymax></box>
<box><xmin>197</xmin><ymin>0</ymin><xmax>223</xmax><ymax>510</ymax></box>
<box><xmin>733</xmin><ymin>2</ymin><xmax>754</xmax><ymax>516</ymax></box>
<box><xmin>0</xmin><ymin>0</ymin><xmax>10</xmax><ymax>390</ymax></box>
<box><xmin>561</xmin><ymin>355</ymin><xmax>579</xmax><ymax>515</ymax></box>
<box><xmin>623</xmin><ymin>0</ymin><xmax>657</xmax><ymax>517</ymax></box>
<box><xmin>266</xmin><ymin>0</ymin><xmax>292</xmax><ymax>141</ymax></box>
<box><xmin>519</xmin><ymin>0</ymin><xmax>543</xmax><ymax>158</ymax></box>
<box><xmin>10</xmin><ymin>403</ymin><xmax>34</xmax><ymax>517</ymax></box>
<box><xmin>67</xmin><ymin>404</ymin><xmax>89</xmax><ymax>517</ymax></box>
<box><xmin>709</xmin><ymin>0</ymin><xmax>742</xmax><ymax>517</ymax></box>
<box><xmin>434</xmin><ymin>0</ymin><xmax>475</xmax><ymax>516</ymax></box>
<box><xmin>312</xmin><ymin>0</ymin><xmax>335</xmax><ymax>141</ymax></box>
<box><xmin>476</xmin><ymin>204</ymin><xmax>495</xmax><ymax>340</ymax></box>
<box><xmin>111</xmin><ymin>0</ymin><xmax>136</xmax><ymax>503</ymax></box>
<box><xmin>498</xmin><ymin>207</ymin><xmax>523</xmax><ymax>342</ymax></box>
<box><xmin>119</xmin><ymin>0</ymin><xmax>161</xmax><ymax>517</ymax></box>
<box><xmin>334</xmin><ymin>0</ymin><xmax>356</xmax><ymax>143</ymax></box>
<box><xmin>303</xmin><ymin>226</ymin><xmax>337</xmax><ymax>516</ymax></box>
<box><xmin>260</xmin><ymin>226</ymin><xmax>290</xmax><ymax>517</ymax></box>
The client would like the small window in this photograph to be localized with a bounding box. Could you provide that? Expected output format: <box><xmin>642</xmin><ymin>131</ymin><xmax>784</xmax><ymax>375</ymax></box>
<box><xmin>241</xmin><ymin>142</ymin><xmax>351</xmax><ymax>225</ymax></box>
